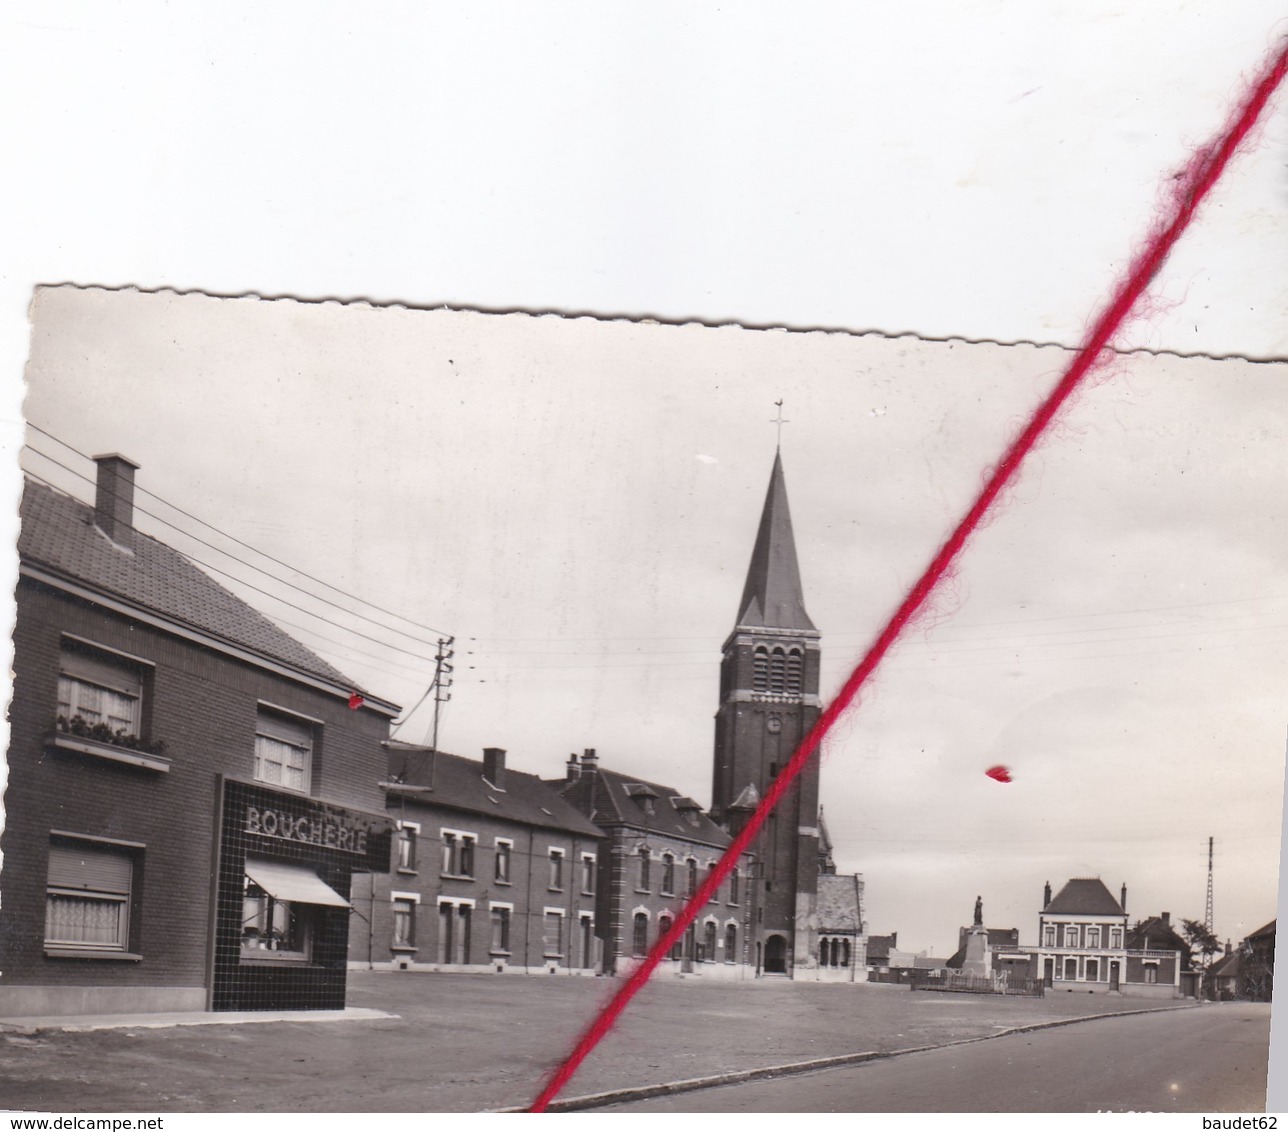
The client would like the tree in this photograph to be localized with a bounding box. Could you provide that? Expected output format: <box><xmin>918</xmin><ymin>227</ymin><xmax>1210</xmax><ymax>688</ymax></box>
<box><xmin>1181</xmin><ymin>918</ymin><xmax>1222</xmax><ymax>989</ymax></box>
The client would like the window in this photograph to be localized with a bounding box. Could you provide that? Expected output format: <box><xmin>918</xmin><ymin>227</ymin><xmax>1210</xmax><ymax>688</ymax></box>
<box><xmin>752</xmin><ymin>646</ymin><xmax>769</xmax><ymax>691</ymax></box>
<box><xmin>725</xmin><ymin>923</ymin><xmax>738</xmax><ymax>963</ymax></box>
<box><xmin>633</xmin><ymin>912</ymin><xmax>649</xmax><ymax>956</ymax></box>
<box><xmin>1064</xmin><ymin>925</ymin><xmax>1079</xmax><ymax>948</ymax></box>
<box><xmin>1086</xmin><ymin>958</ymin><xmax>1099</xmax><ymax>981</ymax></box>
<box><xmin>1043</xmin><ymin>925</ymin><xmax>1056</xmax><ymax>947</ymax></box>
<box><xmin>45</xmin><ymin>838</ymin><xmax>135</xmax><ymax>953</ymax></box>
<box><xmin>489</xmin><ymin>906</ymin><xmax>511</xmax><ymax>954</ymax></box>
<box><xmin>661</xmin><ymin>854</ymin><xmax>675</xmax><ymax>895</ymax></box>
<box><xmin>637</xmin><ymin>848</ymin><xmax>651</xmax><ymax>891</ymax></box>
<box><xmin>254</xmin><ymin>711</ymin><xmax>313</xmax><ymax>793</ymax></box>
<box><xmin>686</xmin><ymin>858</ymin><xmax>698</xmax><ymax>898</ymax></box>
<box><xmin>728</xmin><ymin>866</ymin><xmax>740</xmax><ymax>906</ymax></box>
<box><xmin>57</xmin><ymin>643</ymin><xmax>142</xmax><ymax>738</ymax></box>
<box><xmin>392</xmin><ymin>899</ymin><xmax>416</xmax><ymax>948</ymax></box>
<box><xmin>396</xmin><ymin>824</ymin><xmax>418</xmax><ymax>872</ymax></box>
<box><xmin>768</xmin><ymin>647</ymin><xmax>787</xmax><ymax>693</ymax></box>
<box><xmin>841</xmin><ymin>939</ymin><xmax>851</xmax><ymax>968</ymax></box>
<box><xmin>659</xmin><ymin>914</ymin><xmax>676</xmax><ymax>959</ymax></box>
<box><xmin>1144</xmin><ymin>964</ymin><xmax>1158</xmax><ymax>984</ymax></box>
<box><xmin>1064</xmin><ymin>958</ymin><xmax>1078</xmax><ymax>981</ymax></box>
<box><xmin>494</xmin><ymin>839</ymin><xmax>512</xmax><ymax>884</ymax></box>
<box><xmin>548</xmin><ymin>849</ymin><xmax>564</xmax><ymax>891</ymax></box>
<box><xmin>1086</xmin><ymin>926</ymin><xmax>1101</xmax><ymax>948</ymax></box>
<box><xmin>580</xmin><ymin>853</ymin><xmax>596</xmax><ymax>895</ymax></box>
<box><xmin>543</xmin><ymin>911</ymin><xmax>563</xmax><ymax>958</ymax></box>
<box><xmin>441</xmin><ymin>831</ymin><xmax>476</xmax><ymax>878</ymax></box>
<box><xmin>1110</xmin><ymin>927</ymin><xmax>1123</xmax><ymax>948</ymax></box>
<box><xmin>437</xmin><ymin>901</ymin><xmax>472</xmax><ymax>964</ymax></box>
<box><xmin>703</xmin><ymin>921</ymin><xmax>717</xmax><ymax>963</ymax></box>
<box><xmin>242</xmin><ymin>881</ymin><xmax>312</xmax><ymax>961</ymax></box>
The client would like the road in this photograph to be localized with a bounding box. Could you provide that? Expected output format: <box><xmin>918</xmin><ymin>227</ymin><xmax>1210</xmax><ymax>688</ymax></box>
<box><xmin>603</xmin><ymin>1002</ymin><xmax>1271</xmax><ymax>1113</ymax></box>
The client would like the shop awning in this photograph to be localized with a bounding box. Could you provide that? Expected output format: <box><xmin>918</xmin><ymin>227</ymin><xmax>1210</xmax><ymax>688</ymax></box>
<box><xmin>245</xmin><ymin>859</ymin><xmax>350</xmax><ymax>908</ymax></box>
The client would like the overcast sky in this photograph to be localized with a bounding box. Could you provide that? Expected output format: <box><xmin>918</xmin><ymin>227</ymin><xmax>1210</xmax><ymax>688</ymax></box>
<box><xmin>18</xmin><ymin>286</ymin><xmax>1286</xmax><ymax>957</ymax></box>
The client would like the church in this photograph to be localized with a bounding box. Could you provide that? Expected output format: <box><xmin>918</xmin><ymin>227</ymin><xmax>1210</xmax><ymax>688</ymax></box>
<box><xmin>707</xmin><ymin>450</ymin><xmax>865</xmax><ymax>978</ymax></box>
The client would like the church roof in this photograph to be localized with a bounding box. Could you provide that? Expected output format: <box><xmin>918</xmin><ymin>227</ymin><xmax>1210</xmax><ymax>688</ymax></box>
<box><xmin>734</xmin><ymin>452</ymin><xmax>816</xmax><ymax>632</ymax></box>
<box><xmin>816</xmin><ymin>873</ymin><xmax>863</xmax><ymax>933</ymax></box>
<box><xmin>1044</xmin><ymin>878</ymin><xmax>1126</xmax><ymax>916</ymax></box>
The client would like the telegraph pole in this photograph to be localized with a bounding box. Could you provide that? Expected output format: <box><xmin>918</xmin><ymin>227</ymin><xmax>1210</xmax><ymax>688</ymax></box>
<box><xmin>1204</xmin><ymin>836</ymin><xmax>1214</xmax><ymax>935</ymax></box>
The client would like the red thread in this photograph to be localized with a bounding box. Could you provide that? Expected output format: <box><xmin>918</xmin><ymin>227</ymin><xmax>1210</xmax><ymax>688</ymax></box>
<box><xmin>985</xmin><ymin>765</ymin><xmax>1013</xmax><ymax>783</ymax></box>
<box><xmin>348</xmin><ymin>692</ymin><xmax>364</xmax><ymax>710</ymax></box>
<box><xmin>528</xmin><ymin>39</ymin><xmax>1288</xmax><ymax>1114</ymax></box>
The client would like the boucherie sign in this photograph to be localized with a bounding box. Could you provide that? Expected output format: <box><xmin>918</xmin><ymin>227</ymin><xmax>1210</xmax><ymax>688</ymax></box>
<box><xmin>245</xmin><ymin>803</ymin><xmax>372</xmax><ymax>854</ymax></box>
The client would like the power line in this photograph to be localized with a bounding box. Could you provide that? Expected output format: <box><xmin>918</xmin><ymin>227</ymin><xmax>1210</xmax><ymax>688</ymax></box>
<box><xmin>24</xmin><ymin>424</ymin><xmax>453</xmax><ymax>640</ymax></box>
<box><xmin>21</xmin><ymin>446</ymin><xmax>451</xmax><ymax>664</ymax></box>
<box><xmin>20</xmin><ymin>464</ymin><xmax>446</xmax><ymax>665</ymax></box>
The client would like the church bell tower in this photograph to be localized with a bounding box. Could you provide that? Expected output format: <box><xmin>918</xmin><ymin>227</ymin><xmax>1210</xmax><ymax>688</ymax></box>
<box><xmin>711</xmin><ymin>451</ymin><xmax>822</xmax><ymax>974</ymax></box>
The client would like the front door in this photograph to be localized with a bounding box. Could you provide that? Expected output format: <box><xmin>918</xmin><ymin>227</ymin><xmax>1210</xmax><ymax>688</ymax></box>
<box><xmin>1043</xmin><ymin>957</ymin><xmax>1054</xmax><ymax>988</ymax></box>
<box><xmin>764</xmin><ymin>934</ymin><xmax>788</xmax><ymax>974</ymax></box>
<box><xmin>1109</xmin><ymin>960</ymin><xmax>1120</xmax><ymax>991</ymax></box>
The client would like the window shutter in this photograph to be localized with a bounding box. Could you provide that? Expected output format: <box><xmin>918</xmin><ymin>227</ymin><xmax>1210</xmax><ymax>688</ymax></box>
<box><xmin>60</xmin><ymin>649</ymin><xmax>142</xmax><ymax>698</ymax></box>
<box><xmin>256</xmin><ymin>712</ymin><xmax>312</xmax><ymax>747</ymax></box>
<box><xmin>48</xmin><ymin>843</ymin><xmax>133</xmax><ymax>894</ymax></box>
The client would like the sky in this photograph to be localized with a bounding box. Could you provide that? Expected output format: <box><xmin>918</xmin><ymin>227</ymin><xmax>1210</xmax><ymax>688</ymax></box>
<box><xmin>17</xmin><ymin>286</ymin><xmax>1287</xmax><ymax>959</ymax></box>
<box><xmin>0</xmin><ymin>0</ymin><xmax>1285</xmax><ymax>1097</ymax></box>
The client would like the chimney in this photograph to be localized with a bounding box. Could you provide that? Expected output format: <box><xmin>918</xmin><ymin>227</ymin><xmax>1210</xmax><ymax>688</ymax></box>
<box><xmin>93</xmin><ymin>454</ymin><xmax>139</xmax><ymax>542</ymax></box>
<box><xmin>482</xmin><ymin>747</ymin><xmax>506</xmax><ymax>789</ymax></box>
<box><xmin>1161</xmin><ymin>911</ymin><xmax>1170</xmax><ymax>928</ymax></box>
<box><xmin>1043</xmin><ymin>881</ymin><xmax>1051</xmax><ymax>907</ymax></box>
<box><xmin>1120</xmin><ymin>883</ymin><xmax>1128</xmax><ymax>913</ymax></box>
<box><xmin>580</xmin><ymin>747</ymin><xmax>598</xmax><ymax>774</ymax></box>
<box><xmin>565</xmin><ymin>754</ymin><xmax>580</xmax><ymax>782</ymax></box>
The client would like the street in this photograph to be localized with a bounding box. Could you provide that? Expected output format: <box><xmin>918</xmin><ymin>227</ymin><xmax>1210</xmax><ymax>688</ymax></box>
<box><xmin>604</xmin><ymin>1001</ymin><xmax>1272</xmax><ymax>1113</ymax></box>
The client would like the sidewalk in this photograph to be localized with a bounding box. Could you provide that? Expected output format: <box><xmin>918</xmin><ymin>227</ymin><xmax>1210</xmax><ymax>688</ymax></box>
<box><xmin>0</xmin><ymin>1007</ymin><xmax>395</xmax><ymax>1033</ymax></box>
<box><xmin>0</xmin><ymin>972</ymin><xmax>1198</xmax><ymax>1112</ymax></box>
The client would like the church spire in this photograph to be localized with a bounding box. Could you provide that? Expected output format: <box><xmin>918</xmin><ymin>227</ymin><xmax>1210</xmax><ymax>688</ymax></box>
<box><xmin>735</xmin><ymin>451</ymin><xmax>816</xmax><ymax>632</ymax></box>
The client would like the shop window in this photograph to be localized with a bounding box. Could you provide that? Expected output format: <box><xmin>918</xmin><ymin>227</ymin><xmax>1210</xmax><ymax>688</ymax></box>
<box><xmin>728</xmin><ymin>866</ymin><xmax>740</xmax><ymax>906</ymax></box>
<box><xmin>543</xmin><ymin>910</ymin><xmax>563</xmax><ymax>959</ymax></box>
<box><xmin>637</xmin><ymin>847</ymin><xmax>651</xmax><ymax>892</ymax></box>
<box><xmin>633</xmin><ymin>912</ymin><xmax>649</xmax><ymax>956</ymax></box>
<box><xmin>703</xmin><ymin>920</ymin><xmax>717</xmax><ymax>962</ymax></box>
<box><xmin>57</xmin><ymin>642</ymin><xmax>143</xmax><ymax>739</ymax></box>
<box><xmin>489</xmin><ymin>906</ymin><xmax>511</xmax><ymax>954</ymax></box>
<box><xmin>395</xmin><ymin>824</ymin><xmax>418</xmax><ymax>873</ymax></box>
<box><xmin>441</xmin><ymin>831</ymin><xmax>476</xmax><ymax>878</ymax></box>
<box><xmin>580</xmin><ymin>853</ymin><xmax>596</xmax><ymax>895</ymax></box>
<box><xmin>254</xmin><ymin>711</ymin><xmax>313</xmax><ymax>794</ymax></box>
<box><xmin>661</xmin><ymin>854</ymin><xmax>675</xmax><ymax>895</ymax></box>
<box><xmin>392</xmin><ymin>898</ymin><xmax>416</xmax><ymax>949</ymax></box>
<box><xmin>242</xmin><ymin>884</ymin><xmax>312</xmax><ymax>961</ymax></box>
<box><xmin>548</xmin><ymin>849</ymin><xmax>564</xmax><ymax>891</ymax></box>
<box><xmin>45</xmin><ymin>837</ymin><xmax>137</xmax><ymax>954</ymax></box>
<box><xmin>725</xmin><ymin>922</ymin><xmax>738</xmax><ymax>963</ymax></box>
<box><xmin>494</xmin><ymin>839</ymin><xmax>512</xmax><ymax>884</ymax></box>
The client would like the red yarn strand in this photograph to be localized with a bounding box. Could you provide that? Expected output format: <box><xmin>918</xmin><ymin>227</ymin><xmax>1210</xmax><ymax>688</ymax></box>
<box><xmin>528</xmin><ymin>38</ymin><xmax>1288</xmax><ymax>1114</ymax></box>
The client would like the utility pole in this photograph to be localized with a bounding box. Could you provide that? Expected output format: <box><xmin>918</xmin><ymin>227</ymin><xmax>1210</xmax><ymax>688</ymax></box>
<box><xmin>427</xmin><ymin>636</ymin><xmax>454</xmax><ymax>790</ymax></box>
<box><xmin>1204</xmin><ymin>836</ymin><xmax>1214</xmax><ymax>935</ymax></box>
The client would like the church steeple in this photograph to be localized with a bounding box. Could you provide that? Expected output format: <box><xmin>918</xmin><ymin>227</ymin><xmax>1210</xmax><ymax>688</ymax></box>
<box><xmin>735</xmin><ymin>452</ymin><xmax>816</xmax><ymax>633</ymax></box>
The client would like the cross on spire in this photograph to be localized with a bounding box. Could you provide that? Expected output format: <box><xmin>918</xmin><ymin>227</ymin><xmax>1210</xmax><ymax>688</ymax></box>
<box><xmin>771</xmin><ymin>399</ymin><xmax>789</xmax><ymax>450</ymax></box>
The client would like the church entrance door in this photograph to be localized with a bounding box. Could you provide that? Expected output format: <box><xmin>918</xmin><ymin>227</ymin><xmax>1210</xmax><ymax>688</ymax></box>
<box><xmin>764</xmin><ymin>934</ymin><xmax>788</xmax><ymax>974</ymax></box>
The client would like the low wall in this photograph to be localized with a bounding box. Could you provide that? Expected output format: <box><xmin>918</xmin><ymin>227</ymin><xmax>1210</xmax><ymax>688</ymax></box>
<box><xmin>0</xmin><ymin>984</ymin><xmax>207</xmax><ymax>1018</ymax></box>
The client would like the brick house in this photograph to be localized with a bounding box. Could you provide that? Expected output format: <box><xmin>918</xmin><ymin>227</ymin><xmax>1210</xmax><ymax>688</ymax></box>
<box><xmin>993</xmin><ymin>878</ymin><xmax>1184</xmax><ymax>997</ymax></box>
<box><xmin>348</xmin><ymin>741</ymin><xmax>603</xmax><ymax>974</ymax></box>
<box><xmin>2</xmin><ymin>459</ymin><xmax>400</xmax><ymax>1016</ymax></box>
<box><xmin>554</xmin><ymin>750</ymin><xmax>757</xmax><ymax>978</ymax></box>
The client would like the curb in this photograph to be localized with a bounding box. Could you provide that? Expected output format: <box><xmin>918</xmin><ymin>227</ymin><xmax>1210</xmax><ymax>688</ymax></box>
<box><xmin>505</xmin><ymin>1001</ymin><xmax>1200</xmax><ymax>1112</ymax></box>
